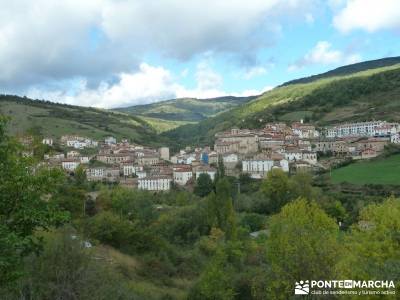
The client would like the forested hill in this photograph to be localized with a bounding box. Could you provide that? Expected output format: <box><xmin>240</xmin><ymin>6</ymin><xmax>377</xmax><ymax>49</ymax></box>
<box><xmin>115</xmin><ymin>96</ymin><xmax>256</xmax><ymax>122</ymax></box>
<box><xmin>0</xmin><ymin>95</ymin><xmax>167</xmax><ymax>147</ymax></box>
<box><xmin>282</xmin><ymin>56</ymin><xmax>400</xmax><ymax>86</ymax></box>
<box><xmin>163</xmin><ymin>62</ymin><xmax>400</xmax><ymax>147</ymax></box>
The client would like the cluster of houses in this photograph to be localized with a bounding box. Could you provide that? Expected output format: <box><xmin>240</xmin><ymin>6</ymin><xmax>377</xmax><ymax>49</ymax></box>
<box><xmin>24</xmin><ymin>120</ymin><xmax>400</xmax><ymax>191</ymax></box>
<box><xmin>39</xmin><ymin>135</ymin><xmax>216</xmax><ymax>191</ymax></box>
<box><xmin>171</xmin><ymin>120</ymin><xmax>400</xmax><ymax>180</ymax></box>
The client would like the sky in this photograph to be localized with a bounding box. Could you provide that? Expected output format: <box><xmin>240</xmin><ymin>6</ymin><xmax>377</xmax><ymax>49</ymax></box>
<box><xmin>1</xmin><ymin>0</ymin><xmax>400</xmax><ymax>109</ymax></box>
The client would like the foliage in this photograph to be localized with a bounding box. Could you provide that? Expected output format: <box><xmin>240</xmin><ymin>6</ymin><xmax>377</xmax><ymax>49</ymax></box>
<box><xmin>207</xmin><ymin>178</ymin><xmax>237</xmax><ymax>240</ymax></box>
<box><xmin>266</xmin><ymin>198</ymin><xmax>340</xmax><ymax>299</ymax></box>
<box><xmin>260</xmin><ymin>169</ymin><xmax>291</xmax><ymax>214</ymax></box>
<box><xmin>239</xmin><ymin>213</ymin><xmax>266</xmax><ymax>232</ymax></box>
<box><xmin>0</xmin><ymin>116</ymin><xmax>68</xmax><ymax>287</ymax></box>
<box><xmin>194</xmin><ymin>173</ymin><xmax>214</xmax><ymax>197</ymax></box>
<box><xmin>4</xmin><ymin>227</ymin><xmax>142</xmax><ymax>300</ymax></box>
<box><xmin>156</xmin><ymin>201</ymin><xmax>210</xmax><ymax>245</ymax></box>
<box><xmin>338</xmin><ymin>197</ymin><xmax>400</xmax><ymax>288</ymax></box>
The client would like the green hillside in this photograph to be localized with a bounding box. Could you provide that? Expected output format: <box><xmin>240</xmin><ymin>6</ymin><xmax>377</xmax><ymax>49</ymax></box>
<box><xmin>163</xmin><ymin>62</ymin><xmax>400</xmax><ymax>147</ymax></box>
<box><xmin>331</xmin><ymin>154</ymin><xmax>400</xmax><ymax>185</ymax></box>
<box><xmin>116</xmin><ymin>96</ymin><xmax>255</xmax><ymax>122</ymax></box>
<box><xmin>0</xmin><ymin>95</ymin><xmax>167</xmax><ymax>147</ymax></box>
<box><xmin>281</xmin><ymin>56</ymin><xmax>400</xmax><ymax>86</ymax></box>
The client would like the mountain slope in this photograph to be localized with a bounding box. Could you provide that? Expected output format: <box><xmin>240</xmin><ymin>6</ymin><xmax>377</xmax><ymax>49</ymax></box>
<box><xmin>0</xmin><ymin>95</ymin><xmax>167</xmax><ymax>147</ymax></box>
<box><xmin>116</xmin><ymin>96</ymin><xmax>256</xmax><ymax>122</ymax></box>
<box><xmin>163</xmin><ymin>61</ymin><xmax>400</xmax><ymax>147</ymax></box>
<box><xmin>282</xmin><ymin>56</ymin><xmax>400</xmax><ymax>86</ymax></box>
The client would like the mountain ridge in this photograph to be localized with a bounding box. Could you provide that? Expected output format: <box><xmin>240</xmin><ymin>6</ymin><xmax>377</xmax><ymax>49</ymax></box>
<box><xmin>163</xmin><ymin>59</ymin><xmax>400</xmax><ymax>148</ymax></box>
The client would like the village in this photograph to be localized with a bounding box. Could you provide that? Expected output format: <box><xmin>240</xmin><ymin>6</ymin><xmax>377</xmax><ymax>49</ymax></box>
<box><xmin>28</xmin><ymin>120</ymin><xmax>400</xmax><ymax>191</ymax></box>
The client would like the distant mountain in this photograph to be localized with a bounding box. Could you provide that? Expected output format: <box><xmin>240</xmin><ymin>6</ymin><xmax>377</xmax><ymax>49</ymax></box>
<box><xmin>163</xmin><ymin>59</ymin><xmax>400</xmax><ymax>147</ymax></box>
<box><xmin>0</xmin><ymin>95</ymin><xmax>167</xmax><ymax>147</ymax></box>
<box><xmin>115</xmin><ymin>96</ymin><xmax>256</xmax><ymax>123</ymax></box>
<box><xmin>282</xmin><ymin>56</ymin><xmax>400</xmax><ymax>86</ymax></box>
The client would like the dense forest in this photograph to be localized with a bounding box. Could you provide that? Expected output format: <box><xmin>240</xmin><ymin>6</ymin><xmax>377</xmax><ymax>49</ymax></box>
<box><xmin>1</xmin><ymin>116</ymin><xmax>399</xmax><ymax>299</ymax></box>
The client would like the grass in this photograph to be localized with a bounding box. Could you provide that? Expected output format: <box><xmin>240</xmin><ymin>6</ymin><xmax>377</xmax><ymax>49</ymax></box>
<box><xmin>95</xmin><ymin>245</ymin><xmax>191</xmax><ymax>299</ymax></box>
<box><xmin>138</xmin><ymin>115</ymin><xmax>195</xmax><ymax>133</ymax></box>
<box><xmin>0</xmin><ymin>96</ymin><xmax>168</xmax><ymax>147</ymax></box>
<box><xmin>280</xmin><ymin>110</ymin><xmax>313</xmax><ymax>121</ymax></box>
<box><xmin>331</xmin><ymin>154</ymin><xmax>400</xmax><ymax>185</ymax></box>
<box><xmin>118</xmin><ymin>96</ymin><xmax>254</xmax><ymax>122</ymax></box>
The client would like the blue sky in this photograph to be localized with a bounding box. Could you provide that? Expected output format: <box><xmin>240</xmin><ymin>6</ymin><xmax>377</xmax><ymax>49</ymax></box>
<box><xmin>1</xmin><ymin>0</ymin><xmax>400</xmax><ymax>108</ymax></box>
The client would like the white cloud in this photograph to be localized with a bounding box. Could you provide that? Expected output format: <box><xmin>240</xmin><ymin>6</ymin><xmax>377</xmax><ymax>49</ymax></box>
<box><xmin>27</xmin><ymin>62</ymin><xmax>268</xmax><ymax>108</ymax></box>
<box><xmin>243</xmin><ymin>66</ymin><xmax>268</xmax><ymax>80</ymax></box>
<box><xmin>232</xmin><ymin>85</ymin><xmax>274</xmax><ymax>97</ymax></box>
<box><xmin>288</xmin><ymin>41</ymin><xmax>362</xmax><ymax>71</ymax></box>
<box><xmin>333</xmin><ymin>0</ymin><xmax>400</xmax><ymax>33</ymax></box>
<box><xmin>305</xmin><ymin>13</ymin><xmax>315</xmax><ymax>24</ymax></box>
<box><xmin>0</xmin><ymin>0</ymin><xmax>318</xmax><ymax>88</ymax></box>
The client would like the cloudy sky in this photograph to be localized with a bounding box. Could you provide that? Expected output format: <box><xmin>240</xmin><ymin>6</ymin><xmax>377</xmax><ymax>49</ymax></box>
<box><xmin>1</xmin><ymin>0</ymin><xmax>400</xmax><ymax>108</ymax></box>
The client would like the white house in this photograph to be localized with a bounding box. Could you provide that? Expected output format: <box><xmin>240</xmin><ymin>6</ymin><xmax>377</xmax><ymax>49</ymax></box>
<box><xmin>195</xmin><ymin>166</ymin><xmax>216</xmax><ymax>181</ymax></box>
<box><xmin>67</xmin><ymin>150</ymin><xmax>80</xmax><ymax>158</ymax></box>
<box><xmin>301</xmin><ymin>151</ymin><xmax>317</xmax><ymax>164</ymax></box>
<box><xmin>136</xmin><ymin>171</ymin><xmax>147</xmax><ymax>179</ymax></box>
<box><xmin>122</xmin><ymin>163</ymin><xmax>143</xmax><ymax>176</ymax></box>
<box><xmin>79</xmin><ymin>156</ymin><xmax>90</xmax><ymax>164</ymax></box>
<box><xmin>67</xmin><ymin>140</ymin><xmax>86</xmax><ymax>149</ymax></box>
<box><xmin>222</xmin><ymin>153</ymin><xmax>239</xmax><ymax>163</ymax></box>
<box><xmin>292</xmin><ymin>122</ymin><xmax>319</xmax><ymax>139</ymax></box>
<box><xmin>159</xmin><ymin>147</ymin><xmax>170</xmax><ymax>161</ymax></box>
<box><xmin>61</xmin><ymin>159</ymin><xmax>80</xmax><ymax>171</ymax></box>
<box><xmin>138</xmin><ymin>176</ymin><xmax>172</xmax><ymax>191</ymax></box>
<box><xmin>44</xmin><ymin>152</ymin><xmax>65</xmax><ymax>161</ymax></box>
<box><xmin>325</xmin><ymin>121</ymin><xmax>399</xmax><ymax>138</ymax></box>
<box><xmin>242</xmin><ymin>156</ymin><xmax>289</xmax><ymax>179</ymax></box>
<box><xmin>284</xmin><ymin>150</ymin><xmax>317</xmax><ymax>165</ymax></box>
<box><xmin>284</xmin><ymin>150</ymin><xmax>303</xmax><ymax>162</ymax></box>
<box><xmin>391</xmin><ymin>133</ymin><xmax>400</xmax><ymax>144</ymax></box>
<box><xmin>42</xmin><ymin>138</ymin><xmax>53</xmax><ymax>146</ymax></box>
<box><xmin>173</xmin><ymin>167</ymin><xmax>193</xmax><ymax>185</ymax></box>
<box><xmin>86</xmin><ymin>168</ymin><xmax>105</xmax><ymax>180</ymax></box>
<box><xmin>105</xmin><ymin>136</ymin><xmax>117</xmax><ymax>145</ymax></box>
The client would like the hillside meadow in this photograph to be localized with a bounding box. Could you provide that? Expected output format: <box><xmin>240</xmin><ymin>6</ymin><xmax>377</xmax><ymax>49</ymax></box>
<box><xmin>331</xmin><ymin>154</ymin><xmax>400</xmax><ymax>185</ymax></box>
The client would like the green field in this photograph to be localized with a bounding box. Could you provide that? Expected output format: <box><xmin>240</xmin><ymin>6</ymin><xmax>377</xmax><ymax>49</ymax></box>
<box><xmin>331</xmin><ymin>155</ymin><xmax>400</xmax><ymax>185</ymax></box>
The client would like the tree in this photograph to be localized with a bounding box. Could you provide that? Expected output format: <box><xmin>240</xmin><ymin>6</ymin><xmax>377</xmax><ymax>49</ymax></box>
<box><xmin>214</xmin><ymin>155</ymin><xmax>225</xmax><ymax>183</ymax></box>
<box><xmin>266</xmin><ymin>198</ymin><xmax>340</xmax><ymax>299</ymax></box>
<box><xmin>260</xmin><ymin>168</ymin><xmax>291</xmax><ymax>214</ymax></box>
<box><xmin>0</xmin><ymin>116</ymin><xmax>67</xmax><ymax>287</ymax></box>
<box><xmin>194</xmin><ymin>173</ymin><xmax>214</xmax><ymax>197</ymax></box>
<box><xmin>337</xmin><ymin>197</ymin><xmax>400</xmax><ymax>287</ymax></box>
<box><xmin>207</xmin><ymin>178</ymin><xmax>237</xmax><ymax>240</ymax></box>
<box><xmin>289</xmin><ymin>171</ymin><xmax>314</xmax><ymax>200</ymax></box>
<box><xmin>188</xmin><ymin>248</ymin><xmax>236</xmax><ymax>300</ymax></box>
<box><xmin>74</xmin><ymin>165</ymin><xmax>87</xmax><ymax>187</ymax></box>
